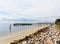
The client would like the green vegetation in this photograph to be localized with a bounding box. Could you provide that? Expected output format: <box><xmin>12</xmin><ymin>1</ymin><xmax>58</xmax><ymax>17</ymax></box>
<box><xmin>56</xmin><ymin>25</ymin><xmax>60</xmax><ymax>30</ymax></box>
<box><xmin>55</xmin><ymin>19</ymin><xmax>60</xmax><ymax>30</ymax></box>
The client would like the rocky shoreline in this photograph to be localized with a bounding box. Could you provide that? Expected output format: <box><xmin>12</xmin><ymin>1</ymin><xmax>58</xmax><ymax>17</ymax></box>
<box><xmin>11</xmin><ymin>25</ymin><xmax>60</xmax><ymax>44</ymax></box>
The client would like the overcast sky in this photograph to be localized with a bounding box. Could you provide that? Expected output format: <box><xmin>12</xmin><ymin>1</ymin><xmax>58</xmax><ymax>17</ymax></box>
<box><xmin>0</xmin><ymin>0</ymin><xmax>60</xmax><ymax>23</ymax></box>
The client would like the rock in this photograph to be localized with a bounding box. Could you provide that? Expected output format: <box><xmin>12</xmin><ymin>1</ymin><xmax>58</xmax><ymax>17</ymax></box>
<box><xmin>10</xmin><ymin>25</ymin><xmax>60</xmax><ymax>44</ymax></box>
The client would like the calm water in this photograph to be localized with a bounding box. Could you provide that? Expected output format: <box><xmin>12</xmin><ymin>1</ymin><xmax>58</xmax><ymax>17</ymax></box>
<box><xmin>0</xmin><ymin>23</ymin><xmax>38</xmax><ymax>34</ymax></box>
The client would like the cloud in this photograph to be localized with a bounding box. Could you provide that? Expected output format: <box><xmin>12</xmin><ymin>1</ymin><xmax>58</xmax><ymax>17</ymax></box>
<box><xmin>0</xmin><ymin>0</ymin><xmax>60</xmax><ymax>23</ymax></box>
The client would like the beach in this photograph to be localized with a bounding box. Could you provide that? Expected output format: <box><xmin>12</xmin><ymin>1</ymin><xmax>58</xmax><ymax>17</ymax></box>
<box><xmin>10</xmin><ymin>25</ymin><xmax>60</xmax><ymax>44</ymax></box>
<box><xmin>0</xmin><ymin>25</ymin><xmax>48</xmax><ymax>44</ymax></box>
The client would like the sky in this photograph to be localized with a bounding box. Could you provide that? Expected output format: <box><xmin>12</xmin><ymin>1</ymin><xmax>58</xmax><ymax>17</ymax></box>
<box><xmin>0</xmin><ymin>0</ymin><xmax>60</xmax><ymax>23</ymax></box>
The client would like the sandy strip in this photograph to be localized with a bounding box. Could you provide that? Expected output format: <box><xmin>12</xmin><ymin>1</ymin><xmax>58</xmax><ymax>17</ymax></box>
<box><xmin>0</xmin><ymin>25</ymin><xmax>49</xmax><ymax>44</ymax></box>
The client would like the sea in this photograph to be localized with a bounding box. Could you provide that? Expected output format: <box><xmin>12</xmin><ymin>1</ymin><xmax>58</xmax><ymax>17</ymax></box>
<box><xmin>0</xmin><ymin>23</ymin><xmax>38</xmax><ymax>34</ymax></box>
<box><xmin>0</xmin><ymin>23</ymin><xmax>39</xmax><ymax>40</ymax></box>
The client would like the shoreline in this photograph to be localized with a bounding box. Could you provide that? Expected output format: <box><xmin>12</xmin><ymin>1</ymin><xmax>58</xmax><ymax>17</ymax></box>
<box><xmin>0</xmin><ymin>25</ymin><xmax>49</xmax><ymax>44</ymax></box>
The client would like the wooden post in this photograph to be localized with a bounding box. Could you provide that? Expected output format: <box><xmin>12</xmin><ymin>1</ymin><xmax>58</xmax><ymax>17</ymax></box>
<box><xmin>9</xmin><ymin>24</ymin><xmax>12</xmax><ymax>32</ymax></box>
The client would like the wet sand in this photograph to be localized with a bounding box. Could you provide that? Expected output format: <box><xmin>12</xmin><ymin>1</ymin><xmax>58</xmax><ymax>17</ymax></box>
<box><xmin>0</xmin><ymin>25</ymin><xmax>49</xmax><ymax>44</ymax></box>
